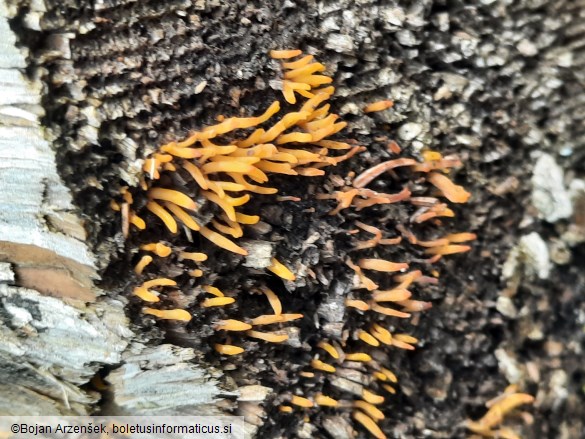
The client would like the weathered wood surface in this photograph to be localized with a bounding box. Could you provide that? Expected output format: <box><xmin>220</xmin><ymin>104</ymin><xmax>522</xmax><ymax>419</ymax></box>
<box><xmin>0</xmin><ymin>0</ymin><xmax>229</xmax><ymax>421</ymax></box>
<box><xmin>1</xmin><ymin>0</ymin><xmax>584</xmax><ymax>438</ymax></box>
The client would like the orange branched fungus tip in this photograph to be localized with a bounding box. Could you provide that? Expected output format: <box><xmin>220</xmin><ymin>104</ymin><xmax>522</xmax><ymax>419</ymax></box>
<box><xmin>214</xmin><ymin>344</ymin><xmax>245</xmax><ymax>356</ymax></box>
<box><xmin>467</xmin><ymin>391</ymin><xmax>534</xmax><ymax>437</ymax></box>
<box><xmin>119</xmin><ymin>49</ymin><xmax>476</xmax><ymax>437</ymax></box>
<box><xmin>363</xmin><ymin>100</ymin><xmax>394</xmax><ymax>113</ymax></box>
<box><xmin>267</xmin><ymin>257</ymin><xmax>296</xmax><ymax>281</ymax></box>
<box><xmin>143</xmin><ymin>308</ymin><xmax>191</xmax><ymax>322</ymax></box>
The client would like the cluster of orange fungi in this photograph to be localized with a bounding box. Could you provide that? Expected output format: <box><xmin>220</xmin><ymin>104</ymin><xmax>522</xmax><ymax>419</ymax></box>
<box><xmin>109</xmin><ymin>50</ymin><xmax>516</xmax><ymax>439</ymax></box>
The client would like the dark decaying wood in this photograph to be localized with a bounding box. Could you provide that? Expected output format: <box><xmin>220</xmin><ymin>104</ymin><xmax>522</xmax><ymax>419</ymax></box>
<box><xmin>1</xmin><ymin>0</ymin><xmax>584</xmax><ymax>437</ymax></box>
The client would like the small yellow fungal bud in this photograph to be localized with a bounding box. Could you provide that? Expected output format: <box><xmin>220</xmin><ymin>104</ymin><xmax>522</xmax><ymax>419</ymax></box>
<box><xmin>201</xmin><ymin>297</ymin><xmax>235</xmax><ymax>308</ymax></box>
<box><xmin>363</xmin><ymin>100</ymin><xmax>394</xmax><ymax>113</ymax></box>
<box><xmin>143</xmin><ymin>308</ymin><xmax>191</xmax><ymax>322</ymax></box>
<box><xmin>380</xmin><ymin>367</ymin><xmax>398</xmax><ymax>383</ymax></box>
<box><xmin>142</xmin><ymin>278</ymin><xmax>177</xmax><ymax>289</ymax></box>
<box><xmin>345</xmin><ymin>353</ymin><xmax>372</xmax><ymax>363</ymax></box>
<box><xmin>140</xmin><ymin>242</ymin><xmax>172</xmax><ymax>257</ymax></box>
<box><xmin>202</xmin><ymin>285</ymin><xmax>224</xmax><ymax>297</ymax></box>
<box><xmin>317</xmin><ymin>341</ymin><xmax>341</xmax><ymax>359</ymax></box>
<box><xmin>148</xmin><ymin>188</ymin><xmax>196</xmax><ymax>211</ymax></box>
<box><xmin>358</xmin><ymin>258</ymin><xmax>409</xmax><ymax>273</ymax></box>
<box><xmin>311</xmin><ymin>359</ymin><xmax>336</xmax><ymax>373</ymax></box>
<box><xmin>267</xmin><ymin>257</ymin><xmax>296</xmax><ymax>281</ymax></box>
<box><xmin>354</xmin><ymin>400</ymin><xmax>385</xmax><ymax>421</ymax></box>
<box><xmin>270</xmin><ymin>49</ymin><xmax>303</xmax><ymax>59</ymax></box>
<box><xmin>279</xmin><ymin>405</ymin><xmax>293</xmax><ymax>413</ymax></box>
<box><xmin>134</xmin><ymin>255</ymin><xmax>153</xmax><ymax>275</ymax></box>
<box><xmin>353</xmin><ymin>411</ymin><xmax>386</xmax><ymax>439</ymax></box>
<box><xmin>362</xmin><ymin>389</ymin><xmax>384</xmax><ymax>405</ymax></box>
<box><xmin>178</xmin><ymin>251</ymin><xmax>208</xmax><ymax>262</ymax></box>
<box><xmin>214</xmin><ymin>319</ymin><xmax>252</xmax><ymax>331</ymax></box>
<box><xmin>345</xmin><ymin>299</ymin><xmax>370</xmax><ymax>311</ymax></box>
<box><xmin>382</xmin><ymin>384</ymin><xmax>396</xmax><ymax>394</ymax></box>
<box><xmin>358</xmin><ymin>330</ymin><xmax>380</xmax><ymax>347</ymax></box>
<box><xmin>290</xmin><ymin>395</ymin><xmax>314</xmax><ymax>408</ymax></box>
<box><xmin>299</xmin><ymin>371</ymin><xmax>315</xmax><ymax>378</ymax></box>
<box><xmin>133</xmin><ymin>287</ymin><xmax>159</xmax><ymax>303</ymax></box>
<box><xmin>246</xmin><ymin>330</ymin><xmax>288</xmax><ymax>343</ymax></box>
<box><xmin>261</xmin><ymin>286</ymin><xmax>282</xmax><ymax>315</ymax></box>
<box><xmin>214</xmin><ymin>344</ymin><xmax>244</xmax><ymax>356</ymax></box>
<box><xmin>315</xmin><ymin>394</ymin><xmax>338</xmax><ymax>407</ymax></box>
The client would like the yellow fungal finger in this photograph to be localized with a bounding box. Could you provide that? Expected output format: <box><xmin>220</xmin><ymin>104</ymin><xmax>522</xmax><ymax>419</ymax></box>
<box><xmin>345</xmin><ymin>299</ymin><xmax>370</xmax><ymax>311</ymax></box>
<box><xmin>261</xmin><ymin>286</ymin><xmax>282</xmax><ymax>315</ymax></box>
<box><xmin>276</xmin><ymin>132</ymin><xmax>314</xmax><ymax>144</ymax></box>
<box><xmin>189</xmin><ymin>269</ymin><xmax>204</xmax><ymax>277</ymax></box>
<box><xmin>373</xmin><ymin>372</ymin><xmax>388</xmax><ymax>382</ymax></box>
<box><xmin>370</xmin><ymin>302</ymin><xmax>411</xmax><ymax>319</ymax></box>
<box><xmin>178</xmin><ymin>251</ymin><xmax>208</xmax><ymax>262</ymax></box>
<box><xmin>250</xmin><ymin>313</ymin><xmax>303</xmax><ymax>326</ymax></box>
<box><xmin>203</xmin><ymin>285</ymin><xmax>224</xmax><ymax>297</ymax></box>
<box><xmin>140</xmin><ymin>242</ymin><xmax>172</xmax><ymax>257</ymax></box>
<box><xmin>293</xmin><ymin>74</ymin><xmax>333</xmax><ymax>87</ymax></box>
<box><xmin>146</xmin><ymin>201</ymin><xmax>178</xmax><ymax>233</ymax></box>
<box><xmin>317</xmin><ymin>341</ymin><xmax>341</xmax><ymax>359</ymax></box>
<box><xmin>201</xmin><ymin>297</ymin><xmax>235</xmax><ymax>307</ymax></box>
<box><xmin>148</xmin><ymin>188</ymin><xmax>196</xmax><ymax>211</ymax></box>
<box><xmin>199</xmin><ymin>226</ymin><xmax>248</xmax><ymax>255</ymax></box>
<box><xmin>160</xmin><ymin>145</ymin><xmax>202</xmax><ymax>159</ymax></box>
<box><xmin>133</xmin><ymin>287</ymin><xmax>159</xmax><ymax>303</ymax></box>
<box><xmin>353</xmin><ymin>411</ymin><xmax>387</xmax><ymax>439</ymax></box>
<box><xmin>182</xmin><ymin>161</ymin><xmax>209</xmax><ymax>189</ymax></box>
<box><xmin>134</xmin><ymin>255</ymin><xmax>153</xmax><ymax>275</ymax></box>
<box><xmin>214</xmin><ymin>319</ymin><xmax>252</xmax><ymax>331</ymax></box>
<box><xmin>212</xmin><ymin>219</ymin><xmax>243</xmax><ymax>238</ymax></box>
<box><xmin>200</xmin><ymin>190</ymin><xmax>237</xmax><ymax>221</ymax></box>
<box><xmin>445</xmin><ymin>232</ymin><xmax>477</xmax><ymax>243</ymax></box>
<box><xmin>142</xmin><ymin>278</ymin><xmax>177</xmax><ymax>289</ymax></box>
<box><xmin>270</xmin><ymin>49</ymin><xmax>303</xmax><ymax>59</ymax></box>
<box><xmin>299</xmin><ymin>371</ymin><xmax>315</xmax><ymax>378</ymax></box>
<box><xmin>358</xmin><ymin>258</ymin><xmax>409</xmax><ymax>273</ymax></box>
<box><xmin>370</xmin><ymin>324</ymin><xmax>393</xmax><ymax>345</ymax></box>
<box><xmin>279</xmin><ymin>405</ymin><xmax>293</xmax><ymax>413</ymax></box>
<box><xmin>311</xmin><ymin>359</ymin><xmax>336</xmax><ymax>373</ymax></box>
<box><xmin>290</xmin><ymin>395</ymin><xmax>314</xmax><ymax>408</ymax></box>
<box><xmin>235</xmin><ymin>212</ymin><xmax>260</xmax><ymax>224</ymax></box>
<box><xmin>358</xmin><ymin>330</ymin><xmax>380</xmax><ymax>347</ymax></box>
<box><xmin>372</xmin><ymin>289</ymin><xmax>412</xmax><ymax>302</ymax></box>
<box><xmin>362</xmin><ymin>389</ymin><xmax>384</xmax><ymax>405</ymax></box>
<box><xmin>143</xmin><ymin>308</ymin><xmax>191</xmax><ymax>322</ymax></box>
<box><xmin>380</xmin><ymin>367</ymin><xmax>398</xmax><ymax>383</ymax></box>
<box><xmin>424</xmin><ymin>244</ymin><xmax>471</xmax><ymax>255</ymax></box>
<box><xmin>202</xmin><ymin>161</ymin><xmax>268</xmax><ymax>184</ymax></box>
<box><xmin>315</xmin><ymin>394</ymin><xmax>338</xmax><ymax>407</ymax></box>
<box><xmin>246</xmin><ymin>330</ymin><xmax>288</xmax><ymax>343</ymax></box>
<box><xmin>163</xmin><ymin>201</ymin><xmax>201</xmax><ymax>231</ymax></box>
<box><xmin>364</xmin><ymin>100</ymin><xmax>394</xmax><ymax>113</ymax></box>
<box><xmin>382</xmin><ymin>384</ymin><xmax>396</xmax><ymax>394</ymax></box>
<box><xmin>345</xmin><ymin>353</ymin><xmax>372</xmax><ymax>363</ymax></box>
<box><xmin>354</xmin><ymin>400</ymin><xmax>385</xmax><ymax>421</ymax></box>
<box><xmin>215</xmin><ymin>344</ymin><xmax>244</xmax><ymax>356</ymax></box>
<box><xmin>267</xmin><ymin>257</ymin><xmax>296</xmax><ymax>281</ymax></box>
<box><xmin>284</xmin><ymin>62</ymin><xmax>326</xmax><ymax>79</ymax></box>
<box><xmin>282</xmin><ymin>54</ymin><xmax>314</xmax><ymax>69</ymax></box>
<box><xmin>427</xmin><ymin>172</ymin><xmax>471</xmax><ymax>203</ymax></box>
